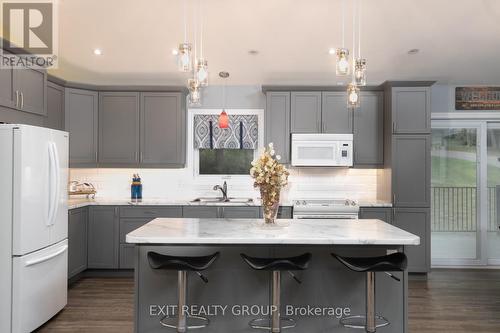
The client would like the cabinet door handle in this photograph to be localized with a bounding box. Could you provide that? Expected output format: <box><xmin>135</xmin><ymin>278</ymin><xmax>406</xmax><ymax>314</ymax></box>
<box><xmin>140</xmin><ymin>152</ymin><xmax>143</xmax><ymax>162</ymax></box>
<box><xmin>317</xmin><ymin>120</ymin><xmax>321</xmax><ymax>132</ymax></box>
<box><xmin>393</xmin><ymin>193</ymin><xmax>396</xmax><ymax>204</ymax></box>
<box><xmin>15</xmin><ymin>91</ymin><xmax>19</xmax><ymax>108</ymax></box>
<box><xmin>20</xmin><ymin>92</ymin><xmax>24</xmax><ymax>109</ymax></box>
<box><xmin>95</xmin><ymin>151</ymin><xmax>98</xmax><ymax>162</ymax></box>
<box><xmin>392</xmin><ymin>121</ymin><xmax>395</xmax><ymax>133</ymax></box>
<box><xmin>323</xmin><ymin>123</ymin><xmax>326</xmax><ymax>133</ymax></box>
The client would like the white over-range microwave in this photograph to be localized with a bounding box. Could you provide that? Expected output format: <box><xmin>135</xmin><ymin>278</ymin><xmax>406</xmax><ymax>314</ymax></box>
<box><xmin>291</xmin><ymin>133</ymin><xmax>353</xmax><ymax>167</ymax></box>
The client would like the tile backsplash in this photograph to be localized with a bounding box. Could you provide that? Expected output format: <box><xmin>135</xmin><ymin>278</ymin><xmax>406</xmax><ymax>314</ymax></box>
<box><xmin>70</xmin><ymin>167</ymin><xmax>379</xmax><ymax>202</ymax></box>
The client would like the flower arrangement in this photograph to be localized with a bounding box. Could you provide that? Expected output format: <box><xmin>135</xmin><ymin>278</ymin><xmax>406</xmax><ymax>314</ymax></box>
<box><xmin>250</xmin><ymin>143</ymin><xmax>290</xmax><ymax>224</ymax></box>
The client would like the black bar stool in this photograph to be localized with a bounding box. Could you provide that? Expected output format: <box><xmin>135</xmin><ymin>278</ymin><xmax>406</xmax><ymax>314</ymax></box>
<box><xmin>240</xmin><ymin>253</ymin><xmax>312</xmax><ymax>333</ymax></box>
<box><xmin>147</xmin><ymin>251</ymin><xmax>220</xmax><ymax>333</ymax></box>
<box><xmin>331</xmin><ymin>252</ymin><xmax>407</xmax><ymax>333</ymax></box>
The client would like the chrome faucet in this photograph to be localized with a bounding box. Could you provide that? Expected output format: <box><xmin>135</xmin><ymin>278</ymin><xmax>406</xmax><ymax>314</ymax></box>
<box><xmin>213</xmin><ymin>181</ymin><xmax>228</xmax><ymax>201</ymax></box>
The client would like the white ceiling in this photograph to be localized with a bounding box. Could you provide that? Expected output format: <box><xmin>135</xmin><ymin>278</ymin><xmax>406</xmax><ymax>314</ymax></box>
<box><xmin>50</xmin><ymin>0</ymin><xmax>500</xmax><ymax>85</ymax></box>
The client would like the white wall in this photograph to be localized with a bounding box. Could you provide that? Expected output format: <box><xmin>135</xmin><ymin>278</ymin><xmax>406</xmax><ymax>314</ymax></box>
<box><xmin>70</xmin><ymin>85</ymin><xmax>379</xmax><ymax>202</ymax></box>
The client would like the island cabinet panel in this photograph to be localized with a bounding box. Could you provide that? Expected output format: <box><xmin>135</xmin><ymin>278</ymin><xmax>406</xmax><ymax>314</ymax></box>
<box><xmin>359</xmin><ymin>207</ymin><xmax>392</xmax><ymax>224</ymax></box>
<box><xmin>87</xmin><ymin>206</ymin><xmax>119</xmax><ymax>269</ymax></box>
<box><xmin>13</xmin><ymin>67</ymin><xmax>46</xmax><ymax>116</ymax></box>
<box><xmin>392</xmin><ymin>135</ymin><xmax>431</xmax><ymax>207</ymax></box>
<box><xmin>68</xmin><ymin>208</ymin><xmax>88</xmax><ymax>278</ymax></box>
<box><xmin>46</xmin><ymin>81</ymin><xmax>65</xmax><ymax>130</ymax></box>
<box><xmin>65</xmin><ymin>88</ymin><xmax>98</xmax><ymax>167</ymax></box>
<box><xmin>290</xmin><ymin>92</ymin><xmax>322</xmax><ymax>133</ymax></box>
<box><xmin>392</xmin><ymin>87</ymin><xmax>431</xmax><ymax>134</ymax></box>
<box><xmin>0</xmin><ymin>53</ymin><xmax>15</xmax><ymax>109</ymax></box>
<box><xmin>354</xmin><ymin>91</ymin><xmax>384</xmax><ymax>166</ymax></box>
<box><xmin>182</xmin><ymin>206</ymin><xmax>219</xmax><ymax>218</ymax></box>
<box><xmin>98</xmin><ymin>92</ymin><xmax>140</xmax><ymax>166</ymax></box>
<box><xmin>140</xmin><ymin>92</ymin><xmax>185</xmax><ymax>167</ymax></box>
<box><xmin>321</xmin><ymin>92</ymin><xmax>352</xmax><ymax>134</ymax></box>
<box><xmin>221</xmin><ymin>207</ymin><xmax>261</xmax><ymax>218</ymax></box>
<box><xmin>393</xmin><ymin>208</ymin><xmax>430</xmax><ymax>272</ymax></box>
<box><xmin>265</xmin><ymin>92</ymin><xmax>291</xmax><ymax>164</ymax></box>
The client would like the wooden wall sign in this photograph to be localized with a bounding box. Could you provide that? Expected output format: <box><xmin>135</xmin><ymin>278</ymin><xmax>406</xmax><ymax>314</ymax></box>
<box><xmin>456</xmin><ymin>87</ymin><xmax>500</xmax><ymax>110</ymax></box>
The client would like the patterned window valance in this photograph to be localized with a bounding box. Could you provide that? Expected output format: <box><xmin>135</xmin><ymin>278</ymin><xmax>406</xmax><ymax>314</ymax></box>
<box><xmin>194</xmin><ymin>114</ymin><xmax>258</xmax><ymax>149</ymax></box>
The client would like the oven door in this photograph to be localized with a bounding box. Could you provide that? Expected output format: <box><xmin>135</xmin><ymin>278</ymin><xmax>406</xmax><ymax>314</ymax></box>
<box><xmin>293</xmin><ymin>214</ymin><xmax>359</xmax><ymax>219</ymax></box>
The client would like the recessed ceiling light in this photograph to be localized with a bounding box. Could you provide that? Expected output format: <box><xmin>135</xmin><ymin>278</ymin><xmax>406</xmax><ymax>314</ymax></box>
<box><xmin>408</xmin><ymin>48</ymin><xmax>420</xmax><ymax>55</ymax></box>
<box><xmin>248</xmin><ymin>50</ymin><xmax>259</xmax><ymax>55</ymax></box>
<box><xmin>329</xmin><ymin>48</ymin><xmax>336</xmax><ymax>55</ymax></box>
<box><xmin>172</xmin><ymin>49</ymin><xmax>179</xmax><ymax>56</ymax></box>
<box><xmin>93</xmin><ymin>48</ymin><xmax>103</xmax><ymax>56</ymax></box>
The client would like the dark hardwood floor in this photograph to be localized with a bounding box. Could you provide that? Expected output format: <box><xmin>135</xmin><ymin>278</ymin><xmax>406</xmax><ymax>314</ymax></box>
<box><xmin>36</xmin><ymin>269</ymin><xmax>500</xmax><ymax>332</ymax></box>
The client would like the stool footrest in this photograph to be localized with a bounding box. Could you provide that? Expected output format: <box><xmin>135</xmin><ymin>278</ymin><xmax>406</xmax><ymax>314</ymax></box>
<box><xmin>340</xmin><ymin>314</ymin><xmax>389</xmax><ymax>330</ymax></box>
<box><xmin>160</xmin><ymin>314</ymin><xmax>209</xmax><ymax>331</ymax></box>
<box><xmin>249</xmin><ymin>317</ymin><xmax>296</xmax><ymax>331</ymax></box>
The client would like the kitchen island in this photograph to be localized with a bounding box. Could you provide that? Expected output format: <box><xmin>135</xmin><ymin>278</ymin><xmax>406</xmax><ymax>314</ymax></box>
<box><xmin>127</xmin><ymin>218</ymin><xmax>419</xmax><ymax>333</ymax></box>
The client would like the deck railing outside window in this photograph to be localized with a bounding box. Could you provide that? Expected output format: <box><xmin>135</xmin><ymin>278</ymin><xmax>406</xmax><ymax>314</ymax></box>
<box><xmin>431</xmin><ymin>186</ymin><xmax>498</xmax><ymax>232</ymax></box>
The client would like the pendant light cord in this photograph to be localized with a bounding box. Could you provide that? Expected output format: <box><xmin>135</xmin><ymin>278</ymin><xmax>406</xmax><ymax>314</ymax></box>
<box><xmin>200</xmin><ymin>0</ymin><xmax>203</xmax><ymax>58</ymax></box>
<box><xmin>352</xmin><ymin>0</ymin><xmax>356</xmax><ymax>83</ymax></box>
<box><xmin>341</xmin><ymin>0</ymin><xmax>345</xmax><ymax>47</ymax></box>
<box><xmin>193</xmin><ymin>0</ymin><xmax>198</xmax><ymax>62</ymax></box>
<box><xmin>358</xmin><ymin>0</ymin><xmax>361</xmax><ymax>58</ymax></box>
<box><xmin>183</xmin><ymin>0</ymin><xmax>187</xmax><ymax>42</ymax></box>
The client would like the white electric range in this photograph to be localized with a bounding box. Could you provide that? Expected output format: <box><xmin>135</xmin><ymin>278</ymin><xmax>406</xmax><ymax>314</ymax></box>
<box><xmin>292</xmin><ymin>198</ymin><xmax>359</xmax><ymax>219</ymax></box>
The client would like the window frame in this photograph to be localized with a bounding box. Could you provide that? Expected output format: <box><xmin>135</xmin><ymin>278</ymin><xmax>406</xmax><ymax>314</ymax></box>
<box><xmin>188</xmin><ymin>108</ymin><xmax>265</xmax><ymax>181</ymax></box>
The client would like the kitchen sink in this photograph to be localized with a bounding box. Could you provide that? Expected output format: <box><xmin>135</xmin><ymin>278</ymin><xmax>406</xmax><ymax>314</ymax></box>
<box><xmin>191</xmin><ymin>197</ymin><xmax>254</xmax><ymax>204</ymax></box>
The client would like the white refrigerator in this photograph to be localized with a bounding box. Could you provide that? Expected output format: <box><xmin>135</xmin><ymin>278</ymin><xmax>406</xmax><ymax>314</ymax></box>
<box><xmin>0</xmin><ymin>124</ymin><xmax>69</xmax><ymax>333</ymax></box>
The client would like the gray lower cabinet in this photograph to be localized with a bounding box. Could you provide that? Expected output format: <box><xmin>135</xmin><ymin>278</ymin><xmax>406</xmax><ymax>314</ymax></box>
<box><xmin>354</xmin><ymin>91</ymin><xmax>383</xmax><ymax>166</ymax></box>
<box><xmin>392</xmin><ymin>135</ymin><xmax>431</xmax><ymax>207</ymax></box>
<box><xmin>99</xmin><ymin>92</ymin><xmax>140</xmax><ymax>166</ymax></box>
<box><xmin>12</xmin><ymin>67</ymin><xmax>46</xmax><ymax>115</ymax></box>
<box><xmin>182</xmin><ymin>206</ymin><xmax>219</xmax><ymax>218</ymax></box>
<box><xmin>359</xmin><ymin>207</ymin><xmax>392</xmax><ymax>223</ymax></box>
<box><xmin>277</xmin><ymin>206</ymin><xmax>292</xmax><ymax>219</ymax></box>
<box><xmin>87</xmin><ymin>206</ymin><xmax>119</xmax><ymax>269</ymax></box>
<box><xmin>392</xmin><ymin>87</ymin><xmax>431</xmax><ymax>134</ymax></box>
<box><xmin>291</xmin><ymin>92</ymin><xmax>322</xmax><ymax>133</ymax></box>
<box><xmin>119</xmin><ymin>244</ymin><xmax>136</xmax><ymax>269</ymax></box>
<box><xmin>68</xmin><ymin>208</ymin><xmax>88</xmax><ymax>278</ymax></box>
<box><xmin>265</xmin><ymin>92</ymin><xmax>291</xmax><ymax>164</ymax></box>
<box><xmin>65</xmin><ymin>88</ymin><xmax>98</xmax><ymax>167</ymax></box>
<box><xmin>321</xmin><ymin>92</ymin><xmax>352</xmax><ymax>134</ymax></box>
<box><xmin>140</xmin><ymin>92</ymin><xmax>184</xmax><ymax>167</ymax></box>
<box><xmin>120</xmin><ymin>206</ymin><xmax>182</xmax><ymax>219</ymax></box>
<box><xmin>393</xmin><ymin>208</ymin><xmax>430</xmax><ymax>273</ymax></box>
<box><xmin>46</xmin><ymin>81</ymin><xmax>65</xmax><ymax>130</ymax></box>
<box><xmin>221</xmin><ymin>206</ymin><xmax>260</xmax><ymax>218</ymax></box>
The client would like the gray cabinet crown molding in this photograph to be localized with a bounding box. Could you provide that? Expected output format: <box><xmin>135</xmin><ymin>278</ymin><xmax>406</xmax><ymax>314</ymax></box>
<box><xmin>262</xmin><ymin>85</ymin><xmax>384</xmax><ymax>93</ymax></box>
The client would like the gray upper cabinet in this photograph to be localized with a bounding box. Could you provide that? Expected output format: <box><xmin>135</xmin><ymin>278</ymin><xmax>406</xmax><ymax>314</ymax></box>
<box><xmin>13</xmin><ymin>67</ymin><xmax>46</xmax><ymax>115</ymax></box>
<box><xmin>140</xmin><ymin>92</ymin><xmax>185</xmax><ymax>167</ymax></box>
<box><xmin>321</xmin><ymin>92</ymin><xmax>352</xmax><ymax>134</ymax></box>
<box><xmin>88</xmin><ymin>206</ymin><xmax>119</xmax><ymax>269</ymax></box>
<box><xmin>392</xmin><ymin>87</ymin><xmax>431</xmax><ymax>134</ymax></box>
<box><xmin>65</xmin><ymin>88</ymin><xmax>98</xmax><ymax>167</ymax></box>
<box><xmin>354</xmin><ymin>91</ymin><xmax>384</xmax><ymax>166</ymax></box>
<box><xmin>393</xmin><ymin>208</ymin><xmax>430</xmax><ymax>273</ymax></box>
<box><xmin>45</xmin><ymin>81</ymin><xmax>65</xmax><ymax>130</ymax></box>
<box><xmin>0</xmin><ymin>54</ymin><xmax>15</xmax><ymax>109</ymax></box>
<box><xmin>68</xmin><ymin>208</ymin><xmax>88</xmax><ymax>278</ymax></box>
<box><xmin>392</xmin><ymin>135</ymin><xmax>431</xmax><ymax>207</ymax></box>
<box><xmin>99</xmin><ymin>92</ymin><xmax>140</xmax><ymax>166</ymax></box>
<box><xmin>291</xmin><ymin>92</ymin><xmax>322</xmax><ymax>133</ymax></box>
<box><xmin>265</xmin><ymin>92</ymin><xmax>291</xmax><ymax>164</ymax></box>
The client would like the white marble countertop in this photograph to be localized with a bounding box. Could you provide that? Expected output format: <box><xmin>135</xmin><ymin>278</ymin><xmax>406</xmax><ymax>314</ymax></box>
<box><xmin>126</xmin><ymin>218</ymin><xmax>419</xmax><ymax>245</ymax></box>
<box><xmin>68</xmin><ymin>198</ymin><xmax>391</xmax><ymax>210</ymax></box>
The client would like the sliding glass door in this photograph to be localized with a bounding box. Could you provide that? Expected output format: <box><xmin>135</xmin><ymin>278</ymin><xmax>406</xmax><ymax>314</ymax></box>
<box><xmin>431</xmin><ymin>122</ymin><xmax>480</xmax><ymax>265</ymax></box>
<box><xmin>432</xmin><ymin>120</ymin><xmax>500</xmax><ymax>266</ymax></box>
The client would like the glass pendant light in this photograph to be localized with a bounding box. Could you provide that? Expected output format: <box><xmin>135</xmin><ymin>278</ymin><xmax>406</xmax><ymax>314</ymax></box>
<box><xmin>188</xmin><ymin>78</ymin><xmax>201</xmax><ymax>106</ymax></box>
<box><xmin>336</xmin><ymin>48</ymin><xmax>350</xmax><ymax>76</ymax></box>
<box><xmin>354</xmin><ymin>58</ymin><xmax>367</xmax><ymax>86</ymax></box>
<box><xmin>218</xmin><ymin>71</ymin><xmax>229</xmax><ymax>128</ymax></box>
<box><xmin>347</xmin><ymin>83</ymin><xmax>360</xmax><ymax>108</ymax></box>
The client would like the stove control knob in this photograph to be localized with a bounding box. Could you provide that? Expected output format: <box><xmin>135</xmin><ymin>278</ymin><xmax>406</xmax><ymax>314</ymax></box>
<box><xmin>351</xmin><ymin>201</ymin><xmax>356</xmax><ymax>206</ymax></box>
<box><xmin>302</xmin><ymin>201</ymin><xmax>307</xmax><ymax>205</ymax></box>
